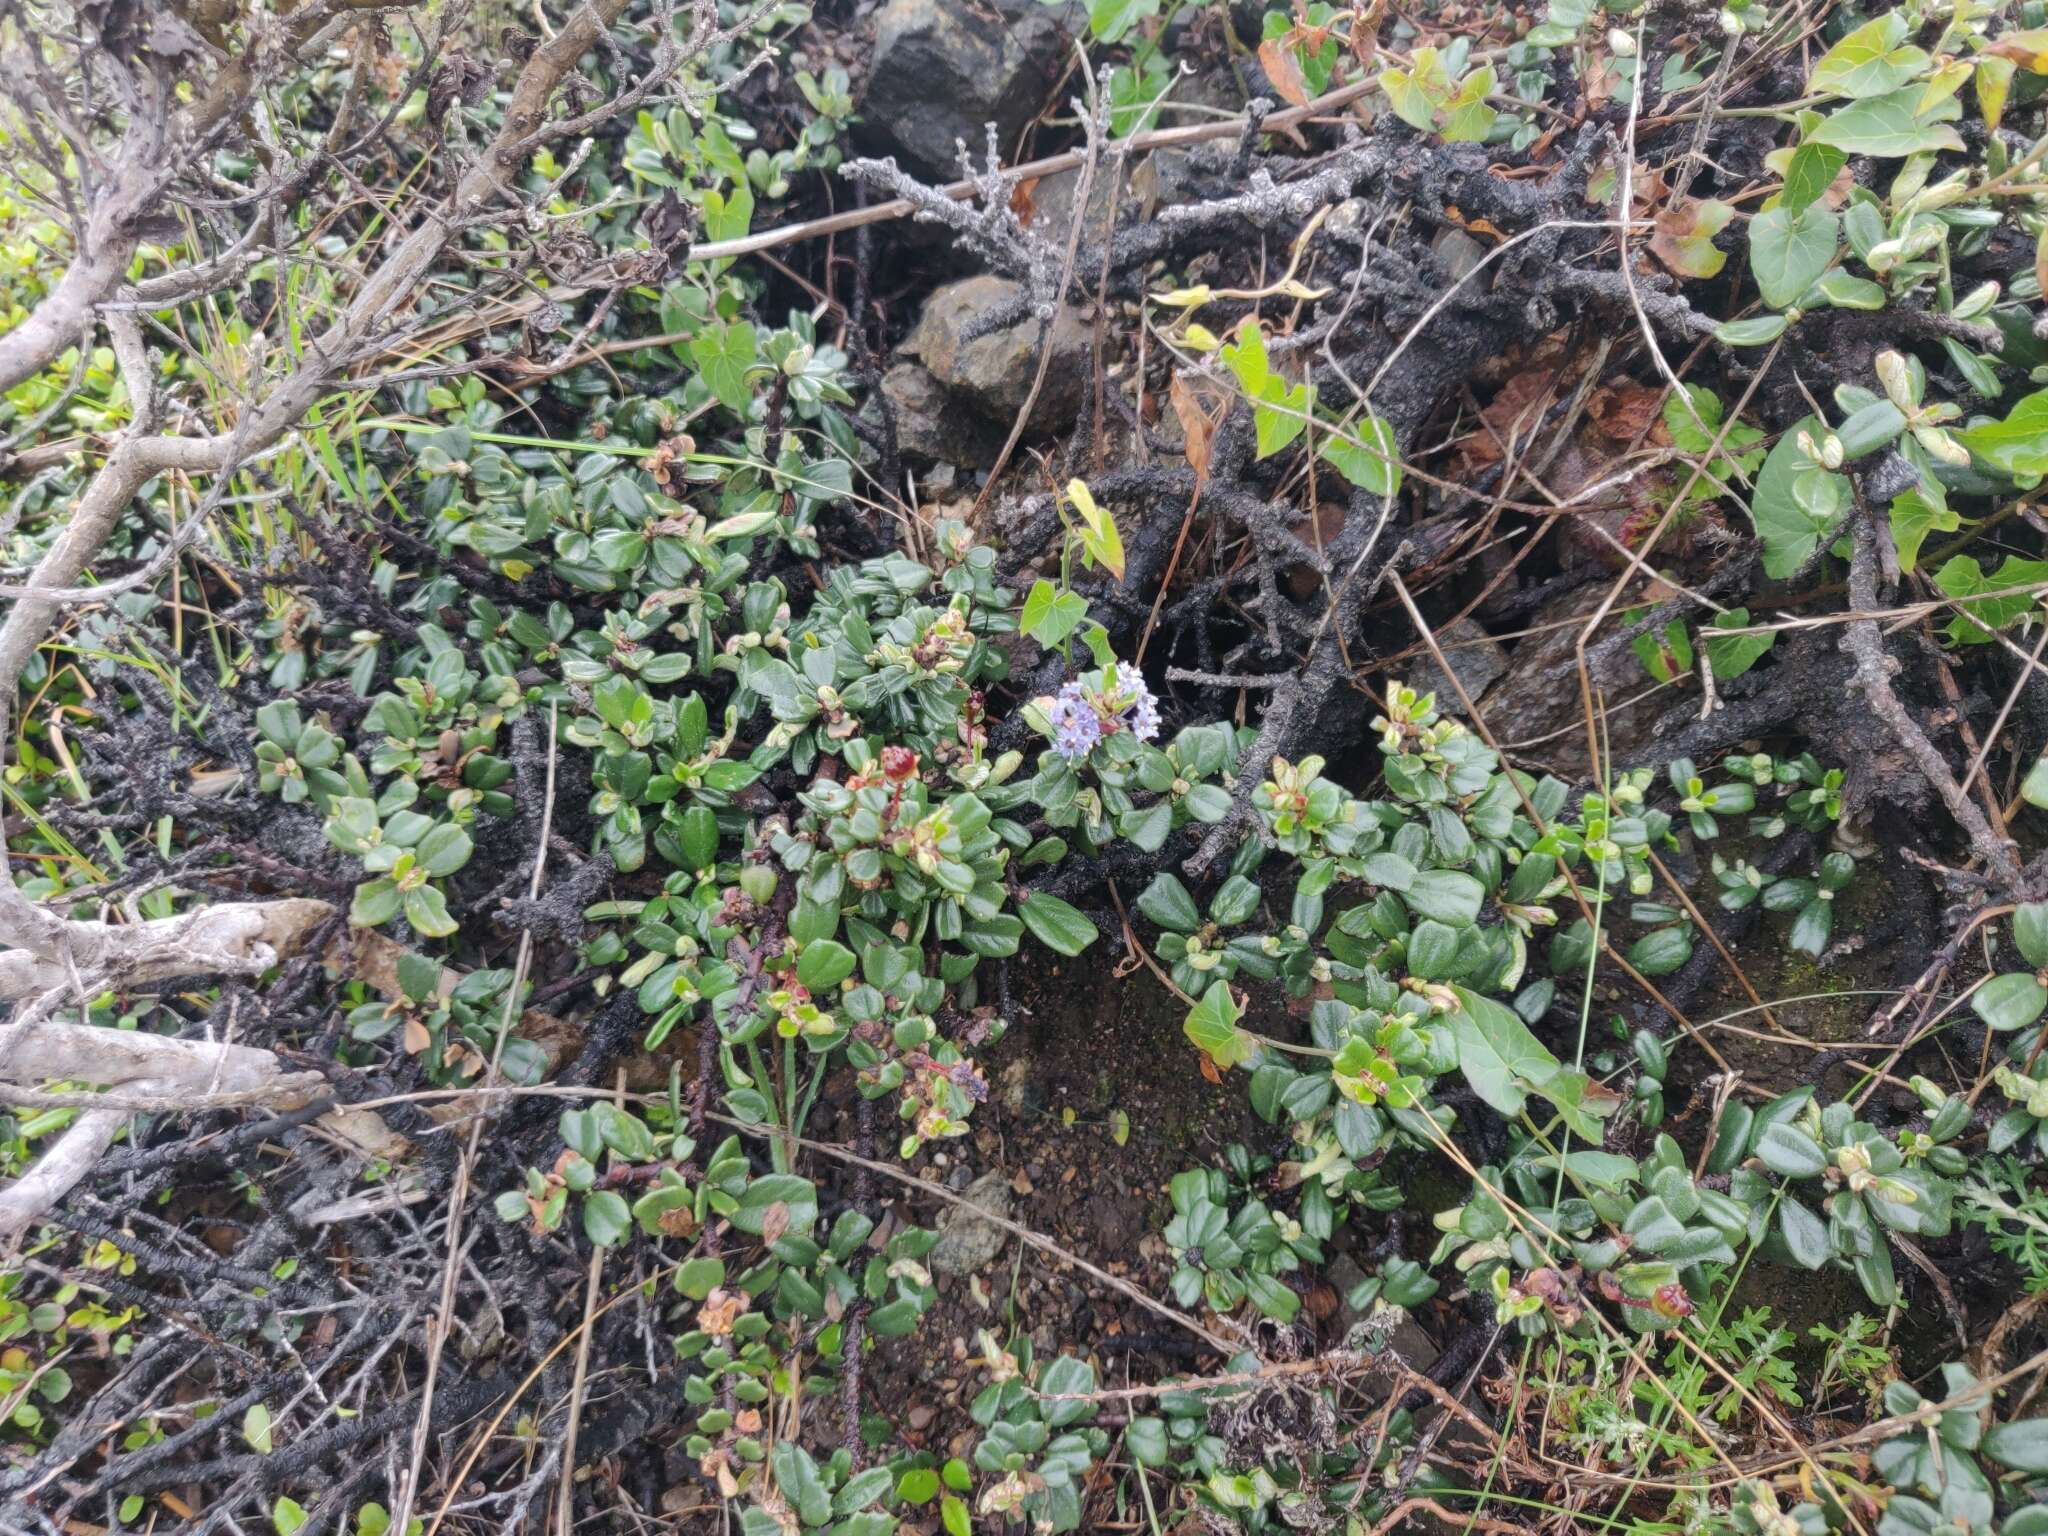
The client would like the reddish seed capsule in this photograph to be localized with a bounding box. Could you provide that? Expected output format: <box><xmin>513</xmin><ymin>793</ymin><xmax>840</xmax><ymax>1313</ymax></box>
<box><xmin>880</xmin><ymin>746</ymin><xmax>920</xmax><ymax>781</ymax></box>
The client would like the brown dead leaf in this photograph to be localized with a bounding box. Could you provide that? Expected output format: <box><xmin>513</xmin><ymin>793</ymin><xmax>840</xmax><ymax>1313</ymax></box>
<box><xmin>1010</xmin><ymin>177</ymin><xmax>1039</xmax><ymax>227</ymax></box>
<box><xmin>1347</xmin><ymin>0</ymin><xmax>1382</xmax><ymax>69</ymax></box>
<box><xmin>1451</xmin><ymin>365</ymin><xmax>1564</xmax><ymax>473</ymax></box>
<box><xmin>1647</xmin><ymin>197</ymin><xmax>1732</xmax><ymax>281</ymax></box>
<box><xmin>1170</xmin><ymin>372</ymin><xmax>1228</xmax><ymax>487</ymax></box>
<box><xmin>1986</xmin><ymin>28</ymin><xmax>2048</xmax><ymax>70</ymax></box>
<box><xmin>1582</xmin><ymin>52</ymin><xmax>1624</xmax><ymax>112</ymax></box>
<box><xmin>758</xmin><ymin>1200</ymin><xmax>791</xmax><ymax>1247</ymax></box>
<box><xmin>1442</xmin><ymin>206</ymin><xmax>1507</xmax><ymax>242</ymax></box>
<box><xmin>1587</xmin><ymin>381</ymin><xmax>1665</xmax><ymax>444</ymax></box>
<box><xmin>1304</xmin><ymin>1282</ymin><xmax>1340</xmax><ymax>1322</ymax></box>
<box><xmin>1257</xmin><ymin>36</ymin><xmax>1313</xmax><ymax>108</ymax></box>
<box><xmin>402</xmin><ymin>1015</ymin><xmax>431</xmax><ymax>1056</ymax></box>
<box><xmin>1288</xmin><ymin>503</ymin><xmax>1347</xmax><ymax>599</ymax></box>
<box><xmin>697</xmin><ymin>1287</ymin><xmax>747</xmax><ymax>1337</ymax></box>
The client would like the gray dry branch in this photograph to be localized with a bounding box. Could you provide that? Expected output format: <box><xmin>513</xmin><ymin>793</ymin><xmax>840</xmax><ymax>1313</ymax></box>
<box><xmin>0</xmin><ymin>0</ymin><xmax>767</xmax><ymax>1247</ymax></box>
<box><xmin>0</xmin><ymin>898</ymin><xmax>430</xmax><ymax>1243</ymax></box>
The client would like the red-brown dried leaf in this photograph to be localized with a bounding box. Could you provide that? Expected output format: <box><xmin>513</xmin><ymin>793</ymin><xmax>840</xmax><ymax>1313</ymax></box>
<box><xmin>1257</xmin><ymin>37</ymin><xmax>1313</xmax><ymax>108</ymax></box>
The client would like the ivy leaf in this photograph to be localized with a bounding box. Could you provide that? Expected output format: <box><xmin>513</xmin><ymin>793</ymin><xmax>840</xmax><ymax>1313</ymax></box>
<box><xmin>1066</xmin><ymin>478</ymin><xmax>1125</xmax><ymax>580</ymax></box>
<box><xmin>1184</xmin><ymin>982</ymin><xmax>1257</xmax><ymax>1070</ymax></box>
<box><xmin>1959</xmin><ymin>388</ymin><xmax>2048</xmax><ymax>484</ymax></box>
<box><xmin>1533</xmin><ymin>1069</ymin><xmax>1623</xmax><ymax>1141</ymax></box>
<box><xmin>1812</xmin><ymin>88</ymin><xmax>1965</xmax><ymax>157</ymax></box>
<box><xmin>1536</xmin><ymin>1149</ymin><xmax>1642</xmax><ymax>1191</ymax></box>
<box><xmin>1809</xmin><ymin>14</ymin><xmax>1930</xmax><ymax>99</ymax></box>
<box><xmin>1702</xmin><ymin>608</ymin><xmax>1775</xmax><ymax>680</ymax></box>
<box><xmin>1017</xmin><ymin>892</ymin><xmax>1099</xmax><ymax>956</ymax></box>
<box><xmin>1321</xmin><ymin>414</ymin><xmax>1402</xmax><ymax>498</ymax></box>
<box><xmin>1748</xmin><ymin>204</ymin><xmax>1839</xmax><ymax>309</ymax></box>
<box><xmin>689</xmin><ymin>319</ymin><xmax>758</xmax><ymax>413</ymax></box>
<box><xmin>1450</xmin><ymin>985</ymin><xmax>1561</xmax><ymax>1118</ymax></box>
<box><xmin>1378</xmin><ymin>49</ymin><xmax>1497</xmax><ymax>142</ymax></box>
<box><xmin>1220</xmin><ymin>315</ymin><xmax>1272</xmax><ymax>397</ymax></box>
<box><xmin>1253</xmin><ymin>376</ymin><xmax>1313</xmax><ymax>458</ymax></box>
<box><xmin>702</xmin><ymin>181</ymin><xmax>753</xmax><ymax>246</ymax></box>
<box><xmin>1218</xmin><ymin>318</ymin><xmax>1312</xmax><ymax>458</ymax></box>
<box><xmin>1087</xmin><ymin>0</ymin><xmax>1159</xmax><ymax>44</ymax></box>
<box><xmin>1750</xmin><ymin>419</ymin><xmax>1848</xmax><ymax>577</ymax></box>
<box><xmin>1020</xmin><ymin>579</ymin><xmax>1088</xmax><ymax>646</ymax></box>
<box><xmin>1931</xmin><ymin>555</ymin><xmax>2048</xmax><ymax>643</ymax></box>
<box><xmin>1887</xmin><ymin>487</ymin><xmax>1958</xmax><ymax>574</ymax></box>
<box><xmin>1780</xmin><ymin>142</ymin><xmax>1847</xmax><ymax>214</ymax></box>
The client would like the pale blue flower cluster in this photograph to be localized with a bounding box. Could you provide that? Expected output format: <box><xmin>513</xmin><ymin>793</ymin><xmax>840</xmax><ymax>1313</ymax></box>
<box><xmin>1049</xmin><ymin>682</ymin><xmax>1101</xmax><ymax>760</ymax></box>
<box><xmin>1048</xmin><ymin>671</ymin><xmax>1161</xmax><ymax>762</ymax></box>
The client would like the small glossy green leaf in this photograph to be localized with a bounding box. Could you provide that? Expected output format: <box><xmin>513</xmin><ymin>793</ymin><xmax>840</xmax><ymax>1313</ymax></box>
<box><xmin>1974</xmin><ymin>971</ymin><xmax>2048</xmax><ymax>1032</ymax></box>
<box><xmin>581</xmin><ymin>1190</ymin><xmax>631</xmax><ymax>1247</ymax></box>
<box><xmin>1756</xmin><ymin>1122</ymin><xmax>1828</xmax><ymax>1178</ymax></box>
<box><xmin>795</xmin><ymin>939</ymin><xmax>856</xmax><ymax>992</ymax></box>
<box><xmin>1017</xmin><ymin>892</ymin><xmax>1098</xmax><ymax>956</ymax></box>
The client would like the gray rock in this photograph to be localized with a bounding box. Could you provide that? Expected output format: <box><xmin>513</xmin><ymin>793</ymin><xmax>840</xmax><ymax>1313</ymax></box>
<box><xmin>882</xmin><ymin>361</ymin><xmax>1005</xmax><ymax>468</ymax></box>
<box><xmin>1476</xmin><ymin>582</ymin><xmax>1660</xmax><ymax>773</ymax></box>
<box><xmin>1326</xmin><ymin>1254</ymin><xmax>1440</xmax><ymax>1370</ymax></box>
<box><xmin>1431</xmin><ymin>227</ymin><xmax>1490</xmax><ymax>288</ymax></box>
<box><xmin>864</xmin><ymin>0</ymin><xmax>1078</xmax><ymax>178</ymax></box>
<box><xmin>930</xmin><ymin>1169</ymin><xmax>1014</xmax><ymax>1276</ymax></box>
<box><xmin>901</xmin><ymin>273</ymin><xmax>1091</xmax><ymax>432</ymax></box>
<box><xmin>1027</xmin><ymin>165</ymin><xmax>1125</xmax><ymax>248</ymax></box>
<box><xmin>1403</xmin><ymin>618</ymin><xmax>1509</xmax><ymax>716</ymax></box>
<box><xmin>1130</xmin><ymin>146</ymin><xmax>1218</xmax><ymax>215</ymax></box>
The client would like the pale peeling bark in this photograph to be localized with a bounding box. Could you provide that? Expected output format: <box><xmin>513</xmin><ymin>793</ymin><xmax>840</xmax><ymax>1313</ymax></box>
<box><xmin>0</xmin><ymin>897</ymin><xmax>333</xmax><ymax>1001</ymax></box>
